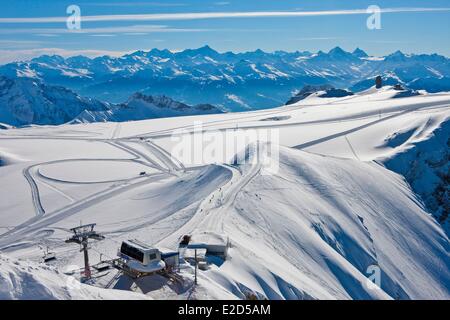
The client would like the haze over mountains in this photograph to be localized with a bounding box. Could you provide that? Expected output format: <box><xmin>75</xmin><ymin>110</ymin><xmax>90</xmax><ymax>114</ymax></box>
<box><xmin>0</xmin><ymin>46</ymin><xmax>449</xmax><ymax>121</ymax></box>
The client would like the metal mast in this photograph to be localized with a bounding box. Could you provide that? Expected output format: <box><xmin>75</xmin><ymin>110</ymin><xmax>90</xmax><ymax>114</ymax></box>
<box><xmin>65</xmin><ymin>223</ymin><xmax>104</xmax><ymax>280</ymax></box>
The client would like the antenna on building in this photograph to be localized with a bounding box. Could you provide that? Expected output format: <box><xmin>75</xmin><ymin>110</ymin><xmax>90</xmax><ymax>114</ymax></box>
<box><xmin>65</xmin><ymin>223</ymin><xmax>104</xmax><ymax>281</ymax></box>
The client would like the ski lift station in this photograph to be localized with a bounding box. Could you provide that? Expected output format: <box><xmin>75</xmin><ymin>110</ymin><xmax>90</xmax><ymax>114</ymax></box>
<box><xmin>117</xmin><ymin>240</ymin><xmax>178</xmax><ymax>277</ymax></box>
<box><xmin>179</xmin><ymin>233</ymin><xmax>229</xmax><ymax>259</ymax></box>
<box><xmin>114</xmin><ymin>234</ymin><xmax>228</xmax><ymax>278</ymax></box>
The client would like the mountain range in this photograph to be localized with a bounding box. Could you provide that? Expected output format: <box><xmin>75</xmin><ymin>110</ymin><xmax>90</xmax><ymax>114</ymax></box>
<box><xmin>1</xmin><ymin>46</ymin><xmax>449</xmax><ymax>113</ymax></box>
<box><xmin>0</xmin><ymin>76</ymin><xmax>222</xmax><ymax>126</ymax></box>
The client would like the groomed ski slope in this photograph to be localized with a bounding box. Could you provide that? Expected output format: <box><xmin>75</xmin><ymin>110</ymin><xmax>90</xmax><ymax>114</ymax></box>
<box><xmin>0</xmin><ymin>87</ymin><xmax>449</xmax><ymax>299</ymax></box>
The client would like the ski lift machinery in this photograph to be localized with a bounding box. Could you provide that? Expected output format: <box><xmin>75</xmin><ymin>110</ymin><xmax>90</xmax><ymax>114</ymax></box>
<box><xmin>39</xmin><ymin>245</ymin><xmax>56</xmax><ymax>263</ymax></box>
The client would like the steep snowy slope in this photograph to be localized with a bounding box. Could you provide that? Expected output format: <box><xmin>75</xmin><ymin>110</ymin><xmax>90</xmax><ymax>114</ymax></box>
<box><xmin>0</xmin><ymin>76</ymin><xmax>109</xmax><ymax>126</ymax></box>
<box><xmin>384</xmin><ymin>119</ymin><xmax>450</xmax><ymax>233</ymax></box>
<box><xmin>241</xmin><ymin>146</ymin><xmax>449</xmax><ymax>299</ymax></box>
<box><xmin>155</xmin><ymin>143</ymin><xmax>449</xmax><ymax>299</ymax></box>
<box><xmin>0</xmin><ymin>254</ymin><xmax>149</xmax><ymax>300</ymax></box>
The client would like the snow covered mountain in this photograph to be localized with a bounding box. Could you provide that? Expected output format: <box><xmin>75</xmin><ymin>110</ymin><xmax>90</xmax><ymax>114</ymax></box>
<box><xmin>0</xmin><ymin>76</ymin><xmax>223</xmax><ymax>126</ymax></box>
<box><xmin>73</xmin><ymin>93</ymin><xmax>222</xmax><ymax>124</ymax></box>
<box><xmin>108</xmin><ymin>93</ymin><xmax>220</xmax><ymax>122</ymax></box>
<box><xmin>1</xmin><ymin>46</ymin><xmax>449</xmax><ymax>111</ymax></box>
<box><xmin>0</xmin><ymin>76</ymin><xmax>110</xmax><ymax>126</ymax></box>
<box><xmin>384</xmin><ymin>119</ymin><xmax>450</xmax><ymax>232</ymax></box>
<box><xmin>0</xmin><ymin>87</ymin><xmax>449</xmax><ymax>300</ymax></box>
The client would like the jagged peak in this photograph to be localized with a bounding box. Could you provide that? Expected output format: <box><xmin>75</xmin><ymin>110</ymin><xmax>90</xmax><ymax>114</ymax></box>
<box><xmin>328</xmin><ymin>46</ymin><xmax>349</xmax><ymax>56</ymax></box>
<box><xmin>352</xmin><ymin>47</ymin><xmax>368</xmax><ymax>58</ymax></box>
<box><xmin>387</xmin><ymin>50</ymin><xmax>406</xmax><ymax>58</ymax></box>
<box><xmin>181</xmin><ymin>45</ymin><xmax>219</xmax><ymax>56</ymax></box>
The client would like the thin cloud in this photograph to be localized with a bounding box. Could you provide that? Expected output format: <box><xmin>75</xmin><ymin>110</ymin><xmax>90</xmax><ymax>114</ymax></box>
<box><xmin>365</xmin><ymin>40</ymin><xmax>412</xmax><ymax>44</ymax></box>
<box><xmin>0</xmin><ymin>7</ymin><xmax>449</xmax><ymax>23</ymax></box>
<box><xmin>0</xmin><ymin>25</ymin><xmax>209</xmax><ymax>34</ymax></box>
<box><xmin>90</xmin><ymin>34</ymin><xmax>117</xmax><ymax>37</ymax></box>
<box><xmin>295</xmin><ymin>37</ymin><xmax>343</xmax><ymax>41</ymax></box>
<box><xmin>0</xmin><ymin>39</ymin><xmax>44</xmax><ymax>49</ymax></box>
<box><xmin>36</xmin><ymin>33</ymin><xmax>60</xmax><ymax>37</ymax></box>
<box><xmin>84</xmin><ymin>2</ymin><xmax>188</xmax><ymax>7</ymax></box>
<box><xmin>0</xmin><ymin>40</ymin><xmax>42</xmax><ymax>45</ymax></box>
<box><xmin>123</xmin><ymin>32</ymin><xmax>150</xmax><ymax>36</ymax></box>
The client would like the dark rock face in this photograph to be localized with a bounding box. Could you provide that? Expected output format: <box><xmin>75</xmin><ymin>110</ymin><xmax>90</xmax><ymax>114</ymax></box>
<box><xmin>286</xmin><ymin>85</ymin><xmax>353</xmax><ymax>105</ymax></box>
<box><xmin>321</xmin><ymin>88</ymin><xmax>354</xmax><ymax>98</ymax></box>
<box><xmin>286</xmin><ymin>85</ymin><xmax>333</xmax><ymax>104</ymax></box>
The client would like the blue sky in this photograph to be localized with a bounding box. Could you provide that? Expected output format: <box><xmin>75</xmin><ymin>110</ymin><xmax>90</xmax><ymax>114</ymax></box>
<box><xmin>0</xmin><ymin>0</ymin><xmax>449</xmax><ymax>62</ymax></box>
